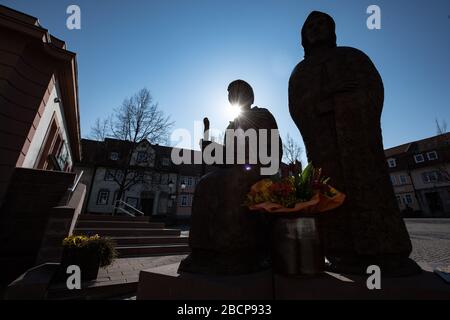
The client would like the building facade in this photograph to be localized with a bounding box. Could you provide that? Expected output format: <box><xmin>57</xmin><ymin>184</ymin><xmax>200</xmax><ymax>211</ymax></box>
<box><xmin>0</xmin><ymin>5</ymin><xmax>81</xmax><ymax>204</ymax></box>
<box><xmin>76</xmin><ymin>139</ymin><xmax>207</xmax><ymax>222</ymax></box>
<box><xmin>385</xmin><ymin>133</ymin><xmax>450</xmax><ymax>217</ymax></box>
<box><xmin>0</xmin><ymin>5</ymin><xmax>85</xmax><ymax>285</ymax></box>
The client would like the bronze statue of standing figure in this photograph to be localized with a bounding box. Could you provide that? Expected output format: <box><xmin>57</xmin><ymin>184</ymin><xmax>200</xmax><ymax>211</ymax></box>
<box><xmin>289</xmin><ymin>11</ymin><xmax>420</xmax><ymax>275</ymax></box>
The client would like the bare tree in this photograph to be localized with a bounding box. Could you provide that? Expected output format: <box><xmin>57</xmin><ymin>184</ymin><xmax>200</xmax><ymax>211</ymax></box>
<box><xmin>283</xmin><ymin>134</ymin><xmax>303</xmax><ymax>166</ymax></box>
<box><xmin>436</xmin><ymin>118</ymin><xmax>448</xmax><ymax>135</ymax></box>
<box><xmin>90</xmin><ymin>118</ymin><xmax>109</xmax><ymax>141</ymax></box>
<box><xmin>91</xmin><ymin>88</ymin><xmax>175</xmax><ymax>210</ymax></box>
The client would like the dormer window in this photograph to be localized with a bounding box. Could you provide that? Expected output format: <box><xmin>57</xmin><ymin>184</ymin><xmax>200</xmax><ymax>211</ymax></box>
<box><xmin>137</xmin><ymin>151</ymin><xmax>148</xmax><ymax>163</ymax></box>
<box><xmin>387</xmin><ymin>158</ymin><xmax>397</xmax><ymax>168</ymax></box>
<box><xmin>427</xmin><ymin>151</ymin><xmax>438</xmax><ymax>161</ymax></box>
<box><xmin>414</xmin><ymin>154</ymin><xmax>425</xmax><ymax>164</ymax></box>
<box><xmin>110</xmin><ymin>152</ymin><xmax>119</xmax><ymax>161</ymax></box>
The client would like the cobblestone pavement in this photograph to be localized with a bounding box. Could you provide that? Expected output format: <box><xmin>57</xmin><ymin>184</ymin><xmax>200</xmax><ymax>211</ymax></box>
<box><xmin>98</xmin><ymin>254</ymin><xmax>188</xmax><ymax>285</ymax></box>
<box><xmin>104</xmin><ymin>219</ymin><xmax>450</xmax><ymax>299</ymax></box>
<box><xmin>406</xmin><ymin>219</ymin><xmax>450</xmax><ymax>273</ymax></box>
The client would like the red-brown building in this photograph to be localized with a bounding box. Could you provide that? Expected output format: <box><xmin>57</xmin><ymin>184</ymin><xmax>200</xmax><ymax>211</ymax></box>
<box><xmin>0</xmin><ymin>5</ymin><xmax>85</xmax><ymax>287</ymax></box>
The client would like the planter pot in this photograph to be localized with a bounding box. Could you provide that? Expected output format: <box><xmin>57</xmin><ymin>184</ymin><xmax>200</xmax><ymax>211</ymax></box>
<box><xmin>60</xmin><ymin>247</ymin><xmax>100</xmax><ymax>281</ymax></box>
<box><xmin>271</xmin><ymin>216</ymin><xmax>324</xmax><ymax>276</ymax></box>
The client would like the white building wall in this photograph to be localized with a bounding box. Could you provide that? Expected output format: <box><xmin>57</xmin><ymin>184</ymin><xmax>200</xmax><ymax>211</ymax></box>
<box><xmin>86</xmin><ymin>167</ymin><xmax>178</xmax><ymax>215</ymax></box>
<box><xmin>22</xmin><ymin>80</ymin><xmax>74</xmax><ymax>169</ymax></box>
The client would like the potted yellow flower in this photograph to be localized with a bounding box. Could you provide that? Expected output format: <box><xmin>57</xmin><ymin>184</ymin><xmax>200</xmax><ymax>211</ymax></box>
<box><xmin>60</xmin><ymin>234</ymin><xmax>117</xmax><ymax>281</ymax></box>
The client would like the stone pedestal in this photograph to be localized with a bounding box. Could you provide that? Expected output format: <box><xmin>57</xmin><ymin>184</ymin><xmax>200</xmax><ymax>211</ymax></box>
<box><xmin>137</xmin><ymin>263</ymin><xmax>450</xmax><ymax>300</ymax></box>
<box><xmin>137</xmin><ymin>263</ymin><xmax>273</xmax><ymax>300</ymax></box>
<box><xmin>275</xmin><ymin>271</ymin><xmax>450</xmax><ymax>300</ymax></box>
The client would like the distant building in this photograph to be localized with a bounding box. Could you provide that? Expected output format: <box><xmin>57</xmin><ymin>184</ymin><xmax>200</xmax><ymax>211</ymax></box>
<box><xmin>385</xmin><ymin>133</ymin><xmax>450</xmax><ymax>217</ymax></box>
<box><xmin>75</xmin><ymin>139</ymin><xmax>211</xmax><ymax>222</ymax></box>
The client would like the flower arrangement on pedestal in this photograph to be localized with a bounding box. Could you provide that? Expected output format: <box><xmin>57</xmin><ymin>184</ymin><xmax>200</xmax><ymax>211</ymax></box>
<box><xmin>245</xmin><ymin>163</ymin><xmax>346</xmax><ymax>275</ymax></box>
<box><xmin>245</xmin><ymin>163</ymin><xmax>345</xmax><ymax>214</ymax></box>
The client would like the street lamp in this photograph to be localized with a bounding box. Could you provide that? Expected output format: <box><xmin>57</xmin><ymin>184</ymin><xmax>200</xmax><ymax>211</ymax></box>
<box><xmin>167</xmin><ymin>179</ymin><xmax>187</xmax><ymax>226</ymax></box>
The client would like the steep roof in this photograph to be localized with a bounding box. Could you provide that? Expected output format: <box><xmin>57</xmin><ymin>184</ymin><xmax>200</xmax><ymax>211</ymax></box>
<box><xmin>385</xmin><ymin>133</ymin><xmax>450</xmax><ymax>157</ymax></box>
<box><xmin>0</xmin><ymin>4</ymin><xmax>81</xmax><ymax>161</ymax></box>
<box><xmin>79</xmin><ymin>139</ymin><xmax>208</xmax><ymax>176</ymax></box>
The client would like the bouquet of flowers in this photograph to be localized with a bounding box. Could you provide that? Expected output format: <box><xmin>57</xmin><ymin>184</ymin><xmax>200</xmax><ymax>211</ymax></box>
<box><xmin>245</xmin><ymin>163</ymin><xmax>346</xmax><ymax>214</ymax></box>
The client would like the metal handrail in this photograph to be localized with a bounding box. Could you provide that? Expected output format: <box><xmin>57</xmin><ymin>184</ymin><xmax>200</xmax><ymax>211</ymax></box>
<box><xmin>66</xmin><ymin>171</ymin><xmax>84</xmax><ymax>205</ymax></box>
<box><xmin>69</xmin><ymin>171</ymin><xmax>84</xmax><ymax>193</ymax></box>
<box><xmin>113</xmin><ymin>200</ymin><xmax>145</xmax><ymax>217</ymax></box>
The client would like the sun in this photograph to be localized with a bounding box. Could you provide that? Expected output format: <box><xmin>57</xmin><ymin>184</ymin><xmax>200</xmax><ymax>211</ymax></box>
<box><xmin>227</xmin><ymin>103</ymin><xmax>242</xmax><ymax>119</ymax></box>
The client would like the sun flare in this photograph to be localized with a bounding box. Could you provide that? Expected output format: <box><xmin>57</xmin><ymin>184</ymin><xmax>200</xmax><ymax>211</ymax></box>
<box><xmin>228</xmin><ymin>103</ymin><xmax>242</xmax><ymax>119</ymax></box>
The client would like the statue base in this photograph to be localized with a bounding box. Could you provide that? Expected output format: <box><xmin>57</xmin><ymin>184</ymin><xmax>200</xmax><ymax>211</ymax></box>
<box><xmin>325</xmin><ymin>256</ymin><xmax>422</xmax><ymax>277</ymax></box>
<box><xmin>137</xmin><ymin>263</ymin><xmax>273</xmax><ymax>300</ymax></box>
<box><xmin>137</xmin><ymin>262</ymin><xmax>450</xmax><ymax>300</ymax></box>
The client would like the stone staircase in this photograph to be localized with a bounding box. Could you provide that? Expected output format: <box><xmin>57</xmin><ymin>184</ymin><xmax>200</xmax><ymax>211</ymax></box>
<box><xmin>74</xmin><ymin>214</ymin><xmax>190</xmax><ymax>258</ymax></box>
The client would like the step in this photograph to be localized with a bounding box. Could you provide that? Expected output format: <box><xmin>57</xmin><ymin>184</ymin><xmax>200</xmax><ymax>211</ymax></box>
<box><xmin>48</xmin><ymin>278</ymin><xmax>137</xmax><ymax>300</ymax></box>
<box><xmin>111</xmin><ymin>236</ymin><xmax>189</xmax><ymax>246</ymax></box>
<box><xmin>76</xmin><ymin>221</ymin><xmax>165</xmax><ymax>229</ymax></box>
<box><xmin>116</xmin><ymin>244</ymin><xmax>191</xmax><ymax>257</ymax></box>
<box><xmin>73</xmin><ymin>228</ymin><xmax>181</xmax><ymax>237</ymax></box>
<box><xmin>79</xmin><ymin>214</ymin><xmax>150</xmax><ymax>222</ymax></box>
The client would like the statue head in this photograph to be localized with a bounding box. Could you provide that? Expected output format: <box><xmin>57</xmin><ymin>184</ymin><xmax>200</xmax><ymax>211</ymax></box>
<box><xmin>301</xmin><ymin>11</ymin><xmax>337</xmax><ymax>58</ymax></box>
<box><xmin>228</xmin><ymin>80</ymin><xmax>254</xmax><ymax>109</ymax></box>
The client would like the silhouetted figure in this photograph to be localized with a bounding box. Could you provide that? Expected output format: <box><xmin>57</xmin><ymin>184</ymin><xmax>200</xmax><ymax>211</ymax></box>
<box><xmin>179</xmin><ymin>80</ymin><xmax>282</xmax><ymax>275</ymax></box>
<box><xmin>289</xmin><ymin>11</ymin><xmax>419</xmax><ymax>275</ymax></box>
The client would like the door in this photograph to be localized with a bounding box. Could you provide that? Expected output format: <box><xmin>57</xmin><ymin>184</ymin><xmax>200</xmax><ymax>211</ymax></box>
<box><xmin>425</xmin><ymin>192</ymin><xmax>443</xmax><ymax>215</ymax></box>
<box><xmin>141</xmin><ymin>198</ymin><xmax>154</xmax><ymax>216</ymax></box>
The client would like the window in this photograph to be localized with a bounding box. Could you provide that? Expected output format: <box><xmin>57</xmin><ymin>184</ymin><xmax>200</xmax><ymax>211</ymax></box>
<box><xmin>126</xmin><ymin>197</ymin><xmax>139</xmax><ymax>209</ymax></box>
<box><xmin>423</xmin><ymin>171</ymin><xmax>439</xmax><ymax>183</ymax></box>
<box><xmin>97</xmin><ymin>190</ymin><xmax>110</xmax><ymax>205</ymax></box>
<box><xmin>181</xmin><ymin>195</ymin><xmax>189</xmax><ymax>207</ymax></box>
<box><xmin>396</xmin><ymin>195</ymin><xmax>402</xmax><ymax>205</ymax></box>
<box><xmin>116</xmin><ymin>170</ymin><xmax>124</xmax><ymax>183</ymax></box>
<box><xmin>162</xmin><ymin>158</ymin><xmax>170</xmax><ymax>167</ymax></box>
<box><xmin>427</xmin><ymin>151</ymin><xmax>438</xmax><ymax>161</ymax></box>
<box><xmin>137</xmin><ymin>151</ymin><xmax>148</xmax><ymax>163</ymax></box>
<box><xmin>403</xmin><ymin>194</ymin><xmax>413</xmax><ymax>205</ymax></box>
<box><xmin>387</xmin><ymin>158</ymin><xmax>397</xmax><ymax>168</ymax></box>
<box><xmin>187</xmin><ymin>177</ymin><xmax>193</xmax><ymax>187</ymax></box>
<box><xmin>414</xmin><ymin>154</ymin><xmax>425</xmax><ymax>164</ymax></box>
<box><xmin>105</xmin><ymin>170</ymin><xmax>115</xmax><ymax>181</ymax></box>
<box><xmin>56</xmin><ymin>142</ymin><xmax>70</xmax><ymax>171</ymax></box>
<box><xmin>110</xmin><ymin>152</ymin><xmax>119</xmax><ymax>161</ymax></box>
<box><xmin>390</xmin><ymin>175</ymin><xmax>397</xmax><ymax>185</ymax></box>
<box><xmin>399</xmin><ymin>175</ymin><xmax>407</xmax><ymax>185</ymax></box>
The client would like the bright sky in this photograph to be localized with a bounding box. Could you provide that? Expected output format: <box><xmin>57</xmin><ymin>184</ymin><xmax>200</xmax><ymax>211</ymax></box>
<box><xmin>2</xmin><ymin>0</ymin><xmax>450</xmax><ymax>163</ymax></box>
